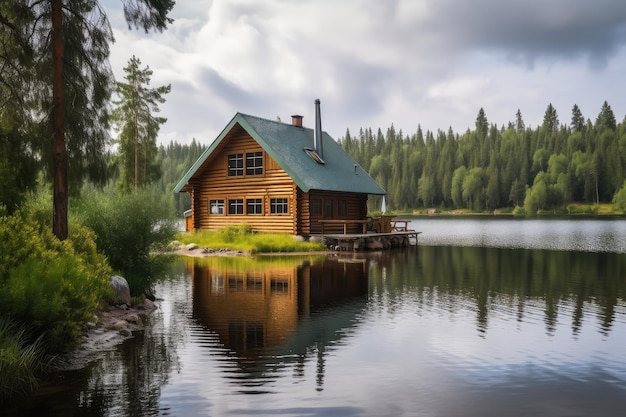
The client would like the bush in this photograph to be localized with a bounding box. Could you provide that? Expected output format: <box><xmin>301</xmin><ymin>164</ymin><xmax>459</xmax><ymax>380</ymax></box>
<box><xmin>567</xmin><ymin>203</ymin><xmax>599</xmax><ymax>215</ymax></box>
<box><xmin>613</xmin><ymin>180</ymin><xmax>626</xmax><ymax>212</ymax></box>
<box><xmin>512</xmin><ymin>205</ymin><xmax>526</xmax><ymax>216</ymax></box>
<box><xmin>75</xmin><ymin>187</ymin><xmax>177</xmax><ymax>295</ymax></box>
<box><xmin>0</xmin><ymin>209</ymin><xmax>112</xmax><ymax>353</ymax></box>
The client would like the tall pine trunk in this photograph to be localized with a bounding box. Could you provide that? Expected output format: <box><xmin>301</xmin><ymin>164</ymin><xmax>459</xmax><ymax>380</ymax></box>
<box><xmin>134</xmin><ymin>126</ymin><xmax>139</xmax><ymax>188</ymax></box>
<box><xmin>52</xmin><ymin>0</ymin><xmax>68</xmax><ymax>240</ymax></box>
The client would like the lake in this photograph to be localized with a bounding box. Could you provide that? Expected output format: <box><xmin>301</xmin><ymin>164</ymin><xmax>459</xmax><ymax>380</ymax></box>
<box><xmin>6</xmin><ymin>218</ymin><xmax>626</xmax><ymax>417</ymax></box>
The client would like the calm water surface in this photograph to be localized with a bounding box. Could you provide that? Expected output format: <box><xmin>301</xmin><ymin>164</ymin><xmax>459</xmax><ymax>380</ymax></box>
<box><xmin>7</xmin><ymin>219</ymin><xmax>626</xmax><ymax>417</ymax></box>
<box><xmin>413</xmin><ymin>216</ymin><xmax>626</xmax><ymax>252</ymax></box>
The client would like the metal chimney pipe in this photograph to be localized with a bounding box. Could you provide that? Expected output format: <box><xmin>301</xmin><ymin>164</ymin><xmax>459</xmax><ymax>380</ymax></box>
<box><xmin>314</xmin><ymin>99</ymin><xmax>323</xmax><ymax>159</ymax></box>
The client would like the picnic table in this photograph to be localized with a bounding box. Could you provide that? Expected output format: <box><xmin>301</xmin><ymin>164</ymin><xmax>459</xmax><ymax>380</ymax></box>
<box><xmin>391</xmin><ymin>219</ymin><xmax>411</xmax><ymax>232</ymax></box>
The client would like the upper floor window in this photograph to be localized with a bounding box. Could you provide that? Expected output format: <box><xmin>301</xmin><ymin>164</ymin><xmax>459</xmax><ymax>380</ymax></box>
<box><xmin>246</xmin><ymin>152</ymin><xmax>263</xmax><ymax>175</ymax></box>
<box><xmin>228</xmin><ymin>154</ymin><xmax>244</xmax><ymax>176</ymax></box>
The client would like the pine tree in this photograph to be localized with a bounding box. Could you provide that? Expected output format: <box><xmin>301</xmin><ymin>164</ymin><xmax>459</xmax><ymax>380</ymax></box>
<box><xmin>571</xmin><ymin>104</ymin><xmax>585</xmax><ymax>132</ymax></box>
<box><xmin>542</xmin><ymin>103</ymin><xmax>559</xmax><ymax>135</ymax></box>
<box><xmin>113</xmin><ymin>55</ymin><xmax>170</xmax><ymax>191</ymax></box>
<box><xmin>1</xmin><ymin>0</ymin><xmax>174</xmax><ymax>239</ymax></box>
<box><xmin>475</xmin><ymin>108</ymin><xmax>489</xmax><ymax>139</ymax></box>
<box><xmin>596</xmin><ymin>101</ymin><xmax>616</xmax><ymax>131</ymax></box>
<box><xmin>515</xmin><ymin>109</ymin><xmax>525</xmax><ymax>133</ymax></box>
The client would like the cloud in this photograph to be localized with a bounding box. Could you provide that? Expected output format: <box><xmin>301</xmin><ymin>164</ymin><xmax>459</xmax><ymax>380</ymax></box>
<box><xmin>424</xmin><ymin>0</ymin><xmax>626</xmax><ymax>68</ymax></box>
<box><xmin>103</xmin><ymin>0</ymin><xmax>626</xmax><ymax>144</ymax></box>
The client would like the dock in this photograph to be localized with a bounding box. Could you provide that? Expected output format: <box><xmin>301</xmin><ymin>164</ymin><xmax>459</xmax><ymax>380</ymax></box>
<box><xmin>320</xmin><ymin>230</ymin><xmax>421</xmax><ymax>251</ymax></box>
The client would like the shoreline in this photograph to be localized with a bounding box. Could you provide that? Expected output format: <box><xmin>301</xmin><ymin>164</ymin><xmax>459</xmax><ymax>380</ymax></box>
<box><xmin>51</xmin><ymin>300</ymin><xmax>158</xmax><ymax>372</ymax></box>
<box><xmin>53</xmin><ymin>247</ymin><xmax>326</xmax><ymax>373</ymax></box>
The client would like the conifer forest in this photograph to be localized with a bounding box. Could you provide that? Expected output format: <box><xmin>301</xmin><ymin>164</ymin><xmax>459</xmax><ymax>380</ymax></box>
<box><xmin>340</xmin><ymin>102</ymin><xmax>626</xmax><ymax>214</ymax></box>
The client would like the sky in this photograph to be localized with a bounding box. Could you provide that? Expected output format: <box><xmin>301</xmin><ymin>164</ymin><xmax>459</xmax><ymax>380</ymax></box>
<box><xmin>102</xmin><ymin>0</ymin><xmax>626</xmax><ymax>145</ymax></box>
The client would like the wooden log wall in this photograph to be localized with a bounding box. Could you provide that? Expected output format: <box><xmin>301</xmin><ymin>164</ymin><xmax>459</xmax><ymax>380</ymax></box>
<box><xmin>189</xmin><ymin>125</ymin><xmax>298</xmax><ymax>234</ymax></box>
<box><xmin>302</xmin><ymin>190</ymin><xmax>369</xmax><ymax>235</ymax></box>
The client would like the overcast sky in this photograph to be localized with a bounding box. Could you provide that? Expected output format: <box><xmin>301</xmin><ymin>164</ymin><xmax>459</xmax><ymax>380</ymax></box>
<box><xmin>102</xmin><ymin>0</ymin><xmax>626</xmax><ymax>145</ymax></box>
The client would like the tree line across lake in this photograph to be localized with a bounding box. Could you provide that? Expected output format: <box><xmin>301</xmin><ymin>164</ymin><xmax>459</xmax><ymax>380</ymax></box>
<box><xmin>340</xmin><ymin>102</ymin><xmax>626</xmax><ymax>215</ymax></box>
<box><xmin>116</xmin><ymin>100</ymin><xmax>626</xmax><ymax>218</ymax></box>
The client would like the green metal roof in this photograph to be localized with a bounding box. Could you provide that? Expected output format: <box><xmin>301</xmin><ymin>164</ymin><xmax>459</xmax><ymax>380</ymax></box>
<box><xmin>173</xmin><ymin>112</ymin><xmax>386</xmax><ymax>195</ymax></box>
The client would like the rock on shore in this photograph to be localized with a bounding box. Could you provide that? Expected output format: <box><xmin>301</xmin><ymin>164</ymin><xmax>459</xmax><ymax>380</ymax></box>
<box><xmin>51</xmin><ymin>289</ymin><xmax>158</xmax><ymax>371</ymax></box>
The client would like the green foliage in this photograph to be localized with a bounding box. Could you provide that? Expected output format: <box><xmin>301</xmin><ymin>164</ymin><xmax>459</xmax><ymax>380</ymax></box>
<box><xmin>613</xmin><ymin>180</ymin><xmax>626</xmax><ymax>212</ymax></box>
<box><xmin>596</xmin><ymin>101</ymin><xmax>616</xmax><ymax>131</ymax></box>
<box><xmin>1</xmin><ymin>256</ymin><xmax>98</xmax><ymax>350</ymax></box>
<box><xmin>112</xmin><ymin>55</ymin><xmax>171</xmax><ymax>192</ymax></box>
<box><xmin>339</xmin><ymin>101</ymin><xmax>626</xmax><ymax>215</ymax></box>
<box><xmin>567</xmin><ymin>203</ymin><xmax>599</xmax><ymax>215</ymax></box>
<box><xmin>177</xmin><ymin>226</ymin><xmax>327</xmax><ymax>254</ymax></box>
<box><xmin>155</xmin><ymin>139</ymin><xmax>207</xmax><ymax>216</ymax></box>
<box><xmin>512</xmin><ymin>205</ymin><xmax>527</xmax><ymax>216</ymax></box>
<box><xmin>0</xmin><ymin>208</ymin><xmax>112</xmax><ymax>354</ymax></box>
<box><xmin>75</xmin><ymin>187</ymin><xmax>177</xmax><ymax>294</ymax></box>
<box><xmin>2</xmin><ymin>1</ymin><xmax>175</xmax><ymax>241</ymax></box>
<box><xmin>0</xmin><ymin>112</ymin><xmax>39</xmax><ymax>213</ymax></box>
<box><xmin>0</xmin><ymin>318</ymin><xmax>46</xmax><ymax>401</ymax></box>
<box><xmin>524</xmin><ymin>177</ymin><xmax>547</xmax><ymax>215</ymax></box>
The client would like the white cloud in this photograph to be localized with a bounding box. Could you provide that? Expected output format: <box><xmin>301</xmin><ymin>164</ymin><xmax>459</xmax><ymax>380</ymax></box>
<box><xmin>103</xmin><ymin>0</ymin><xmax>626</xmax><ymax>144</ymax></box>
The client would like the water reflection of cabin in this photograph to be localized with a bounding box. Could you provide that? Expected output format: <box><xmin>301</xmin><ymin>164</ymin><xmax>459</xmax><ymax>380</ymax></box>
<box><xmin>191</xmin><ymin>256</ymin><xmax>369</xmax><ymax>359</ymax></box>
<box><xmin>173</xmin><ymin>100</ymin><xmax>386</xmax><ymax>235</ymax></box>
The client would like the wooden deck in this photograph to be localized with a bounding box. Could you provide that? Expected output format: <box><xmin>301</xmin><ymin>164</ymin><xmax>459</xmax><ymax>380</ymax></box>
<box><xmin>320</xmin><ymin>230</ymin><xmax>421</xmax><ymax>251</ymax></box>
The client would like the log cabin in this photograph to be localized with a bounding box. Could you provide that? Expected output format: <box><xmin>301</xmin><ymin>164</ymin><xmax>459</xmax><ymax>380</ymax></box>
<box><xmin>174</xmin><ymin>100</ymin><xmax>386</xmax><ymax>235</ymax></box>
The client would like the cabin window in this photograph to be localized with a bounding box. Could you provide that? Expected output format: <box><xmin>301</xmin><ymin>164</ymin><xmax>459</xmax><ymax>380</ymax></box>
<box><xmin>271</xmin><ymin>278</ymin><xmax>289</xmax><ymax>294</ymax></box>
<box><xmin>246</xmin><ymin>198</ymin><xmax>263</xmax><ymax>215</ymax></box>
<box><xmin>210</xmin><ymin>199</ymin><xmax>224</xmax><ymax>214</ymax></box>
<box><xmin>246</xmin><ymin>276</ymin><xmax>263</xmax><ymax>293</ymax></box>
<box><xmin>246</xmin><ymin>152</ymin><xmax>263</xmax><ymax>175</ymax></box>
<box><xmin>311</xmin><ymin>198</ymin><xmax>321</xmax><ymax>216</ymax></box>
<box><xmin>228</xmin><ymin>199</ymin><xmax>244</xmax><ymax>215</ymax></box>
<box><xmin>323</xmin><ymin>199</ymin><xmax>333</xmax><ymax>218</ymax></box>
<box><xmin>337</xmin><ymin>200</ymin><xmax>347</xmax><ymax>217</ymax></box>
<box><xmin>228</xmin><ymin>274</ymin><xmax>244</xmax><ymax>291</ymax></box>
<box><xmin>228</xmin><ymin>154</ymin><xmax>244</xmax><ymax>176</ymax></box>
<box><xmin>246</xmin><ymin>323</ymin><xmax>264</xmax><ymax>349</ymax></box>
<box><xmin>270</xmin><ymin>198</ymin><xmax>289</xmax><ymax>214</ymax></box>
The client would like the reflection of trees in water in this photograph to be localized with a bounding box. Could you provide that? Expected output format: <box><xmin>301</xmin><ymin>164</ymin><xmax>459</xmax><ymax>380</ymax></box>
<box><xmin>76</xmin><ymin>285</ymin><xmax>184</xmax><ymax>415</ymax></box>
<box><xmin>371</xmin><ymin>247</ymin><xmax>626</xmax><ymax>336</ymax></box>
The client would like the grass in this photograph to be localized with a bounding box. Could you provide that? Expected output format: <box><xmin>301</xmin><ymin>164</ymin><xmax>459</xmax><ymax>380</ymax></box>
<box><xmin>0</xmin><ymin>318</ymin><xmax>47</xmax><ymax>401</ymax></box>
<box><xmin>176</xmin><ymin>224</ymin><xmax>327</xmax><ymax>254</ymax></box>
<box><xmin>190</xmin><ymin>254</ymin><xmax>328</xmax><ymax>272</ymax></box>
<box><xmin>388</xmin><ymin>202</ymin><xmax>624</xmax><ymax>217</ymax></box>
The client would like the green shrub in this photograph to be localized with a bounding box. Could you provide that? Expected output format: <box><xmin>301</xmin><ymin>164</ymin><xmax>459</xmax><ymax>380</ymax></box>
<box><xmin>512</xmin><ymin>205</ymin><xmax>527</xmax><ymax>216</ymax></box>
<box><xmin>613</xmin><ymin>180</ymin><xmax>626</xmax><ymax>212</ymax></box>
<box><xmin>75</xmin><ymin>187</ymin><xmax>177</xmax><ymax>295</ymax></box>
<box><xmin>567</xmin><ymin>203</ymin><xmax>599</xmax><ymax>215</ymax></box>
<box><xmin>0</xmin><ymin>210</ymin><xmax>112</xmax><ymax>353</ymax></box>
<box><xmin>1</xmin><ymin>256</ymin><xmax>103</xmax><ymax>350</ymax></box>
